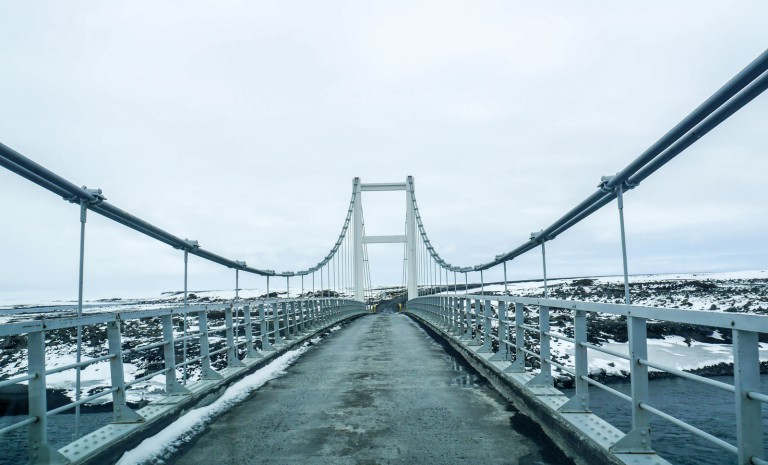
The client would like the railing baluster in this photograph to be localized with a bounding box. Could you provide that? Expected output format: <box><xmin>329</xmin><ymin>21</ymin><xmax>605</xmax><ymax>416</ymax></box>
<box><xmin>460</xmin><ymin>298</ymin><xmax>471</xmax><ymax>341</ymax></box>
<box><xmin>107</xmin><ymin>320</ymin><xmax>144</xmax><ymax>423</ymax></box>
<box><xmin>490</xmin><ymin>300</ymin><xmax>509</xmax><ymax>361</ymax></box>
<box><xmin>560</xmin><ymin>309</ymin><xmax>590</xmax><ymax>412</ymax></box>
<box><xmin>479</xmin><ymin>298</ymin><xmax>492</xmax><ymax>352</ymax></box>
<box><xmin>242</xmin><ymin>304</ymin><xmax>262</xmax><ymax>359</ymax></box>
<box><xmin>198</xmin><ymin>310</ymin><xmax>222</xmax><ymax>380</ymax></box>
<box><xmin>734</xmin><ymin>329</ymin><xmax>764</xmax><ymax>464</ymax></box>
<box><xmin>259</xmin><ymin>303</ymin><xmax>274</xmax><ymax>351</ymax></box>
<box><xmin>225</xmin><ymin>305</ymin><xmax>245</xmax><ymax>368</ymax></box>
<box><xmin>27</xmin><ymin>330</ymin><xmax>69</xmax><ymax>465</ymax></box>
<box><xmin>273</xmin><ymin>301</ymin><xmax>283</xmax><ymax>345</ymax></box>
<box><xmin>611</xmin><ymin>316</ymin><xmax>652</xmax><ymax>453</ymax></box>
<box><xmin>466</xmin><ymin>299</ymin><xmax>481</xmax><ymax>346</ymax></box>
<box><xmin>527</xmin><ymin>305</ymin><xmax>551</xmax><ymax>386</ymax></box>
<box><xmin>505</xmin><ymin>302</ymin><xmax>526</xmax><ymax>373</ymax></box>
<box><xmin>161</xmin><ymin>314</ymin><xmax>191</xmax><ymax>395</ymax></box>
<box><xmin>282</xmin><ymin>302</ymin><xmax>292</xmax><ymax>340</ymax></box>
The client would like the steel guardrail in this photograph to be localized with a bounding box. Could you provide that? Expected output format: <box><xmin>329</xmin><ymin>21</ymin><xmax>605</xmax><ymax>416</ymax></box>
<box><xmin>408</xmin><ymin>294</ymin><xmax>768</xmax><ymax>464</ymax></box>
<box><xmin>0</xmin><ymin>297</ymin><xmax>365</xmax><ymax>464</ymax></box>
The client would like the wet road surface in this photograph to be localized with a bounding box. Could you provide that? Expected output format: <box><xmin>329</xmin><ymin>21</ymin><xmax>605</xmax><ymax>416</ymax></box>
<box><xmin>172</xmin><ymin>310</ymin><xmax>563</xmax><ymax>465</ymax></box>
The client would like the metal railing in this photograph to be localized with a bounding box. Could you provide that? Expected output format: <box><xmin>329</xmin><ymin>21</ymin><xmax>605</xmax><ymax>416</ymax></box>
<box><xmin>0</xmin><ymin>297</ymin><xmax>364</xmax><ymax>464</ymax></box>
<box><xmin>407</xmin><ymin>294</ymin><xmax>768</xmax><ymax>464</ymax></box>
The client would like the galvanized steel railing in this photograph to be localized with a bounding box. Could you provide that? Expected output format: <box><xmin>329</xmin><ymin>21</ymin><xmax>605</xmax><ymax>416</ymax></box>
<box><xmin>407</xmin><ymin>294</ymin><xmax>768</xmax><ymax>465</ymax></box>
<box><xmin>0</xmin><ymin>297</ymin><xmax>364</xmax><ymax>464</ymax></box>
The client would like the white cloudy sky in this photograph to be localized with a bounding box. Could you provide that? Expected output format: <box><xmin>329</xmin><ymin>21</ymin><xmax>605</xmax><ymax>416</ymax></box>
<box><xmin>0</xmin><ymin>2</ymin><xmax>766</xmax><ymax>302</ymax></box>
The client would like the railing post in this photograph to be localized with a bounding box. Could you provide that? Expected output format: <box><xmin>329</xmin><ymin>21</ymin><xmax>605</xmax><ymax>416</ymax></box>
<box><xmin>242</xmin><ymin>304</ymin><xmax>262</xmax><ymax>359</ymax></box>
<box><xmin>297</xmin><ymin>300</ymin><xmax>305</xmax><ymax>333</ymax></box>
<box><xmin>225</xmin><ymin>304</ymin><xmax>246</xmax><ymax>367</ymax></box>
<box><xmin>466</xmin><ymin>298</ymin><xmax>482</xmax><ymax>346</ymax></box>
<box><xmin>479</xmin><ymin>298</ymin><xmax>492</xmax><ymax>352</ymax></box>
<box><xmin>611</xmin><ymin>316</ymin><xmax>652</xmax><ymax>453</ymax></box>
<box><xmin>106</xmin><ymin>320</ymin><xmax>144</xmax><ymax>423</ymax></box>
<box><xmin>527</xmin><ymin>305</ymin><xmax>551</xmax><ymax>386</ymax></box>
<box><xmin>258</xmin><ymin>303</ymin><xmax>274</xmax><ymax>351</ymax></box>
<box><xmin>441</xmin><ymin>295</ymin><xmax>448</xmax><ymax>327</ymax></box>
<box><xmin>734</xmin><ymin>329</ymin><xmax>764</xmax><ymax>465</ymax></box>
<box><xmin>559</xmin><ymin>309</ymin><xmax>590</xmax><ymax>412</ymax></box>
<box><xmin>309</xmin><ymin>300</ymin><xmax>317</xmax><ymax>328</ymax></box>
<box><xmin>452</xmin><ymin>297</ymin><xmax>462</xmax><ymax>335</ymax></box>
<box><xmin>460</xmin><ymin>298</ymin><xmax>471</xmax><ymax>341</ymax></box>
<box><xmin>272</xmin><ymin>301</ymin><xmax>284</xmax><ymax>345</ymax></box>
<box><xmin>443</xmin><ymin>296</ymin><xmax>451</xmax><ymax>330</ymax></box>
<box><xmin>505</xmin><ymin>302</ymin><xmax>526</xmax><ymax>373</ymax></box>
<box><xmin>161</xmin><ymin>314</ymin><xmax>190</xmax><ymax>394</ymax></box>
<box><xmin>490</xmin><ymin>300</ymin><xmax>509</xmax><ymax>361</ymax></box>
<box><xmin>282</xmin><ymin>302</ymin><xmax>293</xmax><ymax>340</ymax></box>
<box><xmin>27</xmin><ymin>330</ymin><xmax>69</xmax><ymax>465</ymax></box>
<box><xmin>198</xmin><ymin>310</ymin><xmax>222</xmax><ymax>380</ymax></box>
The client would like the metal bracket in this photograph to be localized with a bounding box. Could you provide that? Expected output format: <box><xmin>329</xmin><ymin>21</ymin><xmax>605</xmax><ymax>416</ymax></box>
<box><xmin>610</xmin><ymin>427</ymin><xmax>653</xmax><ymax>453</ymax></box>
<box><xmin>599</xmin><ymin>175</ymin><xmax>638</xmax><ymax>193</ymax></box>
<box><xmin>503</xmin><ymin>359</ymin><xmax>525</xmax><ymax>373</ymax></box>
<box><xmin>165</xmin><ymin>378</ymin><xmax>192</xmax><ymax>395</ymax></box>
<box><xmin>526</xmin><ymin>370</ymin><xmax>552</xmax><ymax>387</ymax></box>
<box><xmin>112</xmin><ymin>403</ymin><xmax>145</xmax><ymax>424</ymax></box>
<box><xmin>558</xmin><ymin>394</ymin><xmax>591</xmax><ymax>413</ymax></box>
<box><xmin>29</xmin><ymin>442</ymin><xmax>69</xmax><ymax>465</ymax></box>
<box><xmin>201</xmin><ymin>363</ymin><xmax>224</xmax><ymax>380</ymax></box>
<box><xmin>65</xmin><ymin>187</ymin><xmax>105</xmax><ymax>205</ymax></box>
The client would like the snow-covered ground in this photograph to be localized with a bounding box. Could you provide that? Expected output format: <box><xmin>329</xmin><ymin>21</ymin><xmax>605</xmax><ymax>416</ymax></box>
<box><xmin>435</xmin><ymin>270</ymin><xmax>768</xmax><ymax>379</ymax></box>
<box><xmin>464</xmin><ymin>270</ymin><xmax>768</xmax><ymax>311</ymax></box>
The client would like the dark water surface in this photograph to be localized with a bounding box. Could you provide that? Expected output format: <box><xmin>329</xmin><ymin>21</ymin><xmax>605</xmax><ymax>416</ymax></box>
<box><xmin>1</xmin><ymin>411</ymin><xmax>113</xmax><ymax>463</ymax></box>
<box><xmin>563</xmin><ymin>374</ymin><xmax>768</xmax><ymax>465</ymax></box>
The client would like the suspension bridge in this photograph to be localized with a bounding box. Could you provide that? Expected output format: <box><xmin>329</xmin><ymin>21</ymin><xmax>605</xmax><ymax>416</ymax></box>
<box><xmin>0</xmin><ymin>49</ymin><xmax>767</xmax><ymax>465</ymax></box>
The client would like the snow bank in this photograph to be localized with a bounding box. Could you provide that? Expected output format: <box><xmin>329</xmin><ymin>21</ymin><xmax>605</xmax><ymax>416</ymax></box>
<box><xmin>116</xmin><ymin>346</ymin><xmax>308</xmax><ymax>465</ymax></box>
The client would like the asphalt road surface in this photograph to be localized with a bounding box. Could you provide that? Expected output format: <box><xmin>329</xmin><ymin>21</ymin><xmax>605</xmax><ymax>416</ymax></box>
<box><xmin>172</xmin><ymin>309</ymin><xmax>565</xmax><ymax>465</ymax></box>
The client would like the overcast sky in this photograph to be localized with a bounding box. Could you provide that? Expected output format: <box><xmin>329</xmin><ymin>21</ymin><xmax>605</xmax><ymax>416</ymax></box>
<box><xmin>0</xmin><ymin>2</ymin><xmax>766</xmax><ymax>303</ymax></box>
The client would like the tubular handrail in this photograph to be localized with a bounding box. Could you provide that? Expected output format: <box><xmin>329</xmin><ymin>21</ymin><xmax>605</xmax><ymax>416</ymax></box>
<box><xmin>0</xmin><ymin>143</ymin><xmax>360</xmax><ymax>278</ymax></box>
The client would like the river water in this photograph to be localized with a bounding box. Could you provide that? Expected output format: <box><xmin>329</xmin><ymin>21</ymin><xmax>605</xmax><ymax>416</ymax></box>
<box><xmin>562</xmin><ymin>374</ymin><xmax>768</xmax><ymax>465</ymax></box>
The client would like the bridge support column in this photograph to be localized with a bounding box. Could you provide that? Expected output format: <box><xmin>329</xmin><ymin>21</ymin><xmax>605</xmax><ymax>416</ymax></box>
<box><xmin>406</xmin><ymin>176</ymin><xmax>418</xmax><ymax>300</ymax></box>
<box><xmin>353</xmin><ymin>178</ymin><xmax>364</xmax><ymax>302</ymax></box>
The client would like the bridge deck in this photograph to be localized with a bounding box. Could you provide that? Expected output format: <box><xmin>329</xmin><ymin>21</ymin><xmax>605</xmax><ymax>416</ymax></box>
<box><xmin>171</xmin><ymin>309</ymin><xmax>565</xmax><ymax>464</ymax></box>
